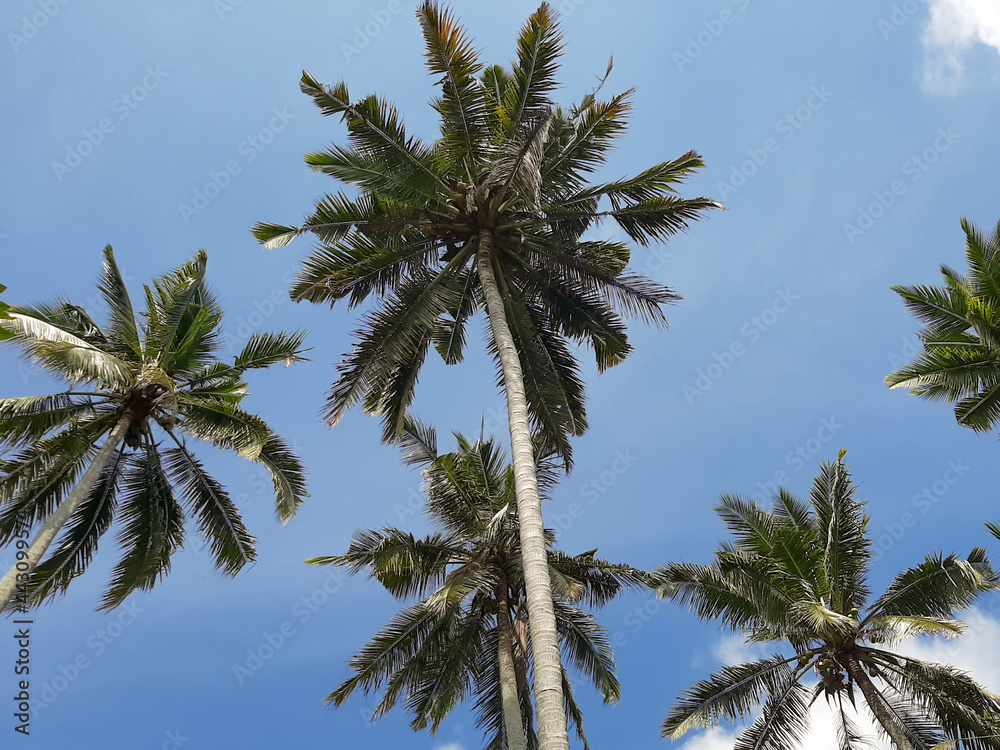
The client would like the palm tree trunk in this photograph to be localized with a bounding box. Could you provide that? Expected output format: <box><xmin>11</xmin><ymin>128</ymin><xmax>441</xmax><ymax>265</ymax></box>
<box><xmin>477</xmin><ymin>229</ymin><xmax>570</xmax><ymax>750</ymax></box>
<box><xmin>0</xmin><ymin>413</ymin><xmax>132</xmax><ymax>612</ymax></box>
<box><xmin>497</xmin><ymin>587</ymin><xmax>528</xmax><ymax>750</ymax></box>
<box><xmin>845</xmin><ymin>656</ymin><xmax>918</xmax><ymax>750</ymax></box>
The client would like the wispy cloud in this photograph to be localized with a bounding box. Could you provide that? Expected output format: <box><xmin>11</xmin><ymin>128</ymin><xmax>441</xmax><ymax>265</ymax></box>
<box><xmin>923</xmin><ymin>0</ymin><xmax>1000</xmax><ymax>94</ymax></box>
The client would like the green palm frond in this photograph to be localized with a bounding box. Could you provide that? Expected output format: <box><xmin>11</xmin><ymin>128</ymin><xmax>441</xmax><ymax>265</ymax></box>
<box><xmin>162</xmin><ymin>441</ymin><xmax>256</xmax><ymax>575</ymax></box>
<box><xmin>255</xmin><ymin>433</ymin><xmax>308</xmax><ymax>523</ymax></box>
<box><xmin>0</xmin><ymin>393</ymin><xmax>106</xmax><ymax>447</ymax></box>
<box><xmin>21</xmin><ymin>445</ymin><xmax>128</xmax><ymax>605</ymax></box>
<box><xmin>100</xmin><ymin>441</ymin><xmax>185</xmax><ymax>610</ymax></box>
<box><xmin>663</xmin><ymin>654</ymin><xmax>808</xmax><ymax>739</ymax></box>
<box><xmin>862</xmin><ymin>548</ymin><xmax>997</xmax><ymax>623</ymax></box>
<box><xmin>326</xmin><ymin>603</ymin><xmax>440</xmax><ymax>706</ymax></box>
<box><xmin>417</xmin><ymin>0</ymin><xmax>488</xmax><ymax>167</ymax></box>
<box><xmin>0</xmin><ymin>413</ymin><xmax>117</xmax><ymax>541</ymax></box>
<box><xmin>554</xmin><ymin>601</ymin><xmax>619</xmax><ymax>703</ymax></box>
<box><xmin>734</xmin><ymin>674</ymin><xmax>813</xmax><ymax>750</ymax></box>
<box><xmin>5</xmin><ymin>310</ymin><xmax>133</xmax><ymax>388</ymax></box>
<box><xmin>174</xmin><ymin>395</ymin><xmax>271</xmax><ymax>459</ymax></box>
<box><xmin>298</xmin><ymin>72</ymin><xmax>447</xmax><ymax>201</ymax></box>
<box><xmin>309</xmin><ymin>527</ymin><xmax>461</xmax><ymax>600</ymax></box>
<box><xmin>503</xmin><ymin>2</ymin><xmax>562</xmax><ymax>135</ymax></box>
<box><xmin>96</xmin><ymin>245</ymin><xmax>141</xmax><ymax>358</ymax></box>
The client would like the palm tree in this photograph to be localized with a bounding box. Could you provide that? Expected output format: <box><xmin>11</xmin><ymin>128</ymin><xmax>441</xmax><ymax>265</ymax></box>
<box><xmin>886</xmin><ymin>216</ymin><xmax>1000</xmax><ymax>436</ymax></box>
<box><xmin>655</xmin><ymin>452</ymin><xmax>1000</xmax><ymax>750</ymax></box>
<box><xmin>253</xmin><ymin>5</ymin><xmax>717</xmax><ymax>744</ymax></box>
<box><xmin>0</xmin><ymin>246</ymin><xmax>309</xmax><ymax>612</ymax></box>
<box><xmin>309</xmin><ymin>418</ymin><xmax>649</xmax><ymax>750</ymax></box>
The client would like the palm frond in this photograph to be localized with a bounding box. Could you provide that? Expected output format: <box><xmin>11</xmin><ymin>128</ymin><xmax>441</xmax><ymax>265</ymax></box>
<box><xmin>863</xmin><ymin>548</ymin><xmax>997</xmax><ymax>623</ymax></box>
<box><xmin>99</xmin><ymin>441</ymin><xmax>185</xmax><ymax>610</ymax></box>
<box><xmin>5</xmin><ymin>310</ymin><xmax>133</xmax><ymax>388</ymax></box>
<box><xmin>162</xmin><ymin>441</ymin><xmax>256</xmax><ymax>575</ymax></box>
<box><xmin>21</xmin><ymin>445</ymin><xmax>128</xmax><ymax>606</ymax></box>
<box><xmin>662</xmin><ymin>654</ymin><xmax>809</xmax><ymax>739</ymax></box>
<box><xmin>417</xmin><ymin>0</ymin><xmax>488</xmax><ymax>167</ymax></box>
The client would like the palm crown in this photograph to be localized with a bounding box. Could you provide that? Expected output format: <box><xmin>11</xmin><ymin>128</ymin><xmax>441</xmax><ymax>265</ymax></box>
<box><xmin>656</xmin><ymin>454</ymin><xmax>1000</xmax><ymax>750</ymax></box>
<box><xmin>887</xmin><ymin>216</ymin><xmax>1000</xmax><ymax>435</ymax></box>
<box><xmin>253</xmin><ymin>1</ymin><xmax>719</xmax><ymax>465</ymax></box>
<box><xmin>0</xmin><ymin>247</ymin><xmax>308</xmax><ymax>610</ymax></box>
<box><xmin>309</xmin><ymin>419</ymin><xmax>650</xmax><ymax>749</ymax></box>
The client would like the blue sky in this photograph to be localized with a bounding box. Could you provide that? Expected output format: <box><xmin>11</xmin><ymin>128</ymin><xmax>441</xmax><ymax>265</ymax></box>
<box><xmin>2</xmin><ymin>1</ymin><xmax>1000</xmax><ymax>748</ymax></box>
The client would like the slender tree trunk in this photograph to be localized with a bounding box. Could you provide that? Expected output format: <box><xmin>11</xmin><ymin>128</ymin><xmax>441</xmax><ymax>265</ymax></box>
<box><xmin>497</xmin><ymin>587</ymin><xmax>528</xmax><ymax>750</ymax></box>
<box><xmin>845</xmin><ymin>656</ymin><xmax>918</xmax><ymax>750</ymax></box>
<box><xmin>0</xmin><ymin>413</ymin><xmax>131</xmax><ymax>613</ymax></box>
<box><xmin>477</xmin><ymin>230</ymin><xmax>570</xmax><ymax>750</ymax></box>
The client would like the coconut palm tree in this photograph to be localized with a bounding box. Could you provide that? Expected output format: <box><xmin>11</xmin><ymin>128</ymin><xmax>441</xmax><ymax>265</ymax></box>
<box><xmin>886</xmin><ymin>216</ymin><xmax>1000</xmax><ymax>436</ymax></box>
<box><xmin>253</xmin><ymin>5</ymin><xmax>717</xmax><ymax>744</ymax></box>
<box><xmin>309</xmin><ymin>418</ymin><xmax>649</xmax><ymax>750</ymax></box>
<box><xmin>0</xmin><ymin>246</ymin><xmax>308</xmax><ymax>612</ymax></box>
<box><xmin>655</xmin><ymin>452</ymin><xmax>1000</xmax><ymax>750</ymax></box>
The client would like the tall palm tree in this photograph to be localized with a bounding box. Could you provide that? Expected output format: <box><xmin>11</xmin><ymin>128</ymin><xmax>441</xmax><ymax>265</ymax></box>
<box><xmin>0</xmin><ymin>246</ymin><xmax>308</xmax><ymax>612</ymax></box>
<box><xmin>886</xmin><ymin>216</ymin><xmax>1000</xmax><ymax>435</ymax></box>
<box><xmin>655</xmin><ymin>453</ymin><xmax>1000</xmax><ymax>750</ymax></box>
<box><xmin>310</xmin><ymin>418</ymin><xmax>649</xmax><ymax>750</ymax></box>
<box><xmin>253</xmin><ymin>5</ymin><xmax>717</xmax><ymax>744</ymax></box>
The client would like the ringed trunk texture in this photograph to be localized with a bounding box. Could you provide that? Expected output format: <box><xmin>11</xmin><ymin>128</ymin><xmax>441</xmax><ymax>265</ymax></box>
<box><xmin>846</xmin><ymin>656</ymin><xmax>919</xmax><ymax>750</ymax></box>
<box><xmin>497</xmin><ymin>588</ymin><xmax>528</xmax><ymax>750</ymax></box>
<box><xmin>0</xmin><ymin>413</ymin><xmax>132</xmax><ymax>612</ymax></box>
<box><xmin>477</xmin><ymin>230</ymin><xmax>570</xmax><ymax>750</ymax></box>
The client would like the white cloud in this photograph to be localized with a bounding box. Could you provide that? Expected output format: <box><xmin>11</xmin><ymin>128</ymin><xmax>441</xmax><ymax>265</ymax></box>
<box><xmin>896</xmin><ymin>606</ymin><xmax>1000</xmax><ymax>691</ymax></box>
<box><xmin>923</xmin><ymin>0</ymin><xmax>1000</xmax><ymax>94</ymax></box>
<box><xmin>711</xmin><ymin>633</ymin><xmax>769</xmax><ymax>666</ymax></box>
<box><xmin>433</xmin><ymin>744</ymin><xmax>466</xmax><ymax>750</ymax></box>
